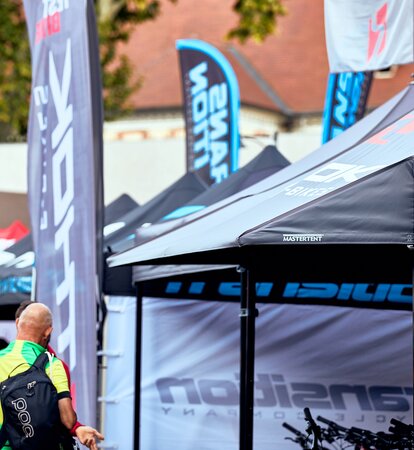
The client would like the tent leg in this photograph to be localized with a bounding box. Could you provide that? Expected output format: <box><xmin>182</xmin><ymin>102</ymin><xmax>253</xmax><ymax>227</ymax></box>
<box><xmin>239</xmin><ymin>266</ymin><xmax>256</xmax><ymax>450</ymax></box>
<box><xmin>134</xmin><ymin>283</ymin><xmax>143</xmax><ymax>450</ymax></box>
<box><xmin>239</xmin><ymin>266</ymin><xmax>247</xmax><ymax>450</ymax></box>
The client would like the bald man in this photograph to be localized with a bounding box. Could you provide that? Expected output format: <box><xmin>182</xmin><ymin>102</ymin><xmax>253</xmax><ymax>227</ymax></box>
<box><xmin>14</xmin><ymin>299</ymin><xmax>85</xmax><ymax>435</ymax></box>
<box><xmin>0</xmin><ymin>303</ymin><xmax>104</xmax><ymax>450</ymax></box>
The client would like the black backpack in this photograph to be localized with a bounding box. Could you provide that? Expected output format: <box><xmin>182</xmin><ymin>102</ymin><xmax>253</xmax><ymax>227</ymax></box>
<box><xmin>0</xmin><ymin>351</ymin><xmax>76</xmax><ymax>450</ymax></box>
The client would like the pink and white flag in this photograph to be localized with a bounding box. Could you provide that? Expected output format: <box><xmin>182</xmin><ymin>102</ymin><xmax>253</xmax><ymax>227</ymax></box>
<box><xmin>0</xmin><ymin>221</ymin><xmax>29</xmax><ymax>250</ymax></box>
<box><xmin>324</xmin><ymin>0</ymin><xmax>414</xmax><ymax>73</ymax></box>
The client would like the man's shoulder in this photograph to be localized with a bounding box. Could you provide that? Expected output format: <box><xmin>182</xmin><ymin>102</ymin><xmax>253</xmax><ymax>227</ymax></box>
<box><xmin>2</xmin><ymin>340</ymin><xmax>43</xmax><ymax>353</ymax></box>
<box><xmin>0</xmin><ymin>341</ymin><xmax>51</xmax><ymax>379</ymax></box>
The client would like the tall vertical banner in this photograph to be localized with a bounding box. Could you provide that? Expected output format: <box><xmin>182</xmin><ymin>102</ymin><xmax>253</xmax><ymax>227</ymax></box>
<box><xmin>177</xmin><ymin>39</ymin><xmax>240</xmax><ymax>186</ymax></box>
<box><xmin>321</xmin><ymin>71</ymin><xmax>373</xmax><ymax>143</ymax></box>
<box><xmin>23</xmin><ymin>0</ymin><xmax>104</xmax><ymax>429</ymax></box>
<box><xmin>324</xmin><ymin>0</ymin><xmax>414</xmax><ymax>73</ymax></box>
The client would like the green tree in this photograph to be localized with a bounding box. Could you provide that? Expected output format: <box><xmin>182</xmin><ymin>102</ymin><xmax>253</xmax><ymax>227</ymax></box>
<box><xmin>229</xmin><ymin>0</ymin><xmax>287</xmax><ymax>43</ymax></box>
<box><xmin>0</xmin><ymin>1</ymin><xmax>31</xmax><ymax>141</ymax></box>
<box><xmin>95</xmin><ymin>0</ymin><xmax>170</xmax><ymax>121</ymax></box>
<box><xmin>0</xmin><ymin>0</ymin><xmax>287</xmax><ymax>140</ymax></box>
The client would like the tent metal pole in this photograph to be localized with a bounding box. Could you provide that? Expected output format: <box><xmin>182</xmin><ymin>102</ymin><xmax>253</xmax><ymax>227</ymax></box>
<box><xmin>238</xmin><ymin>266</ymin><xmax>256</xmax><ymax>450</ymax></box>
<box><xmin>134</xmin><ymin>282</ymin><xmax>143</xmax><ymax>450</ymax></box>
<box><xmin>246</xmin><ymin>268</ymin><xmax>256</xmax><ymax>450</ymax></box>
<box><xmin>238</xmin><ymin>266</ymin><xmax>247</xmax><ymax>450</ymax></box>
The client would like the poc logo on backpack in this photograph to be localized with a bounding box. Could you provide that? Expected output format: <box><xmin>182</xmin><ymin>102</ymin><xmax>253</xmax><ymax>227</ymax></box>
<box><xmin>11</xmin><ymin>397</ymin><xmax>34</xmax><ymax>438</ymax></box>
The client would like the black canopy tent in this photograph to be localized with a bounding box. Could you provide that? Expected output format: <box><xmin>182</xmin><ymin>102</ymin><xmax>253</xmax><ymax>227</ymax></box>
<box><xmin>131</xmin><ymin>143</ymin><xmax>289</xmax><ymax>241</ymax></box>
<box><xmin>0</xmin><ymin>234</ymin><xmax>33</xmax><ymax>311</ymax></box>
<box><xmin>0</xmin><ymin>171</ymin><xmax>208</xmax><ymax>313</ymax></box>
<box><xmin>0</xmin><ymin>193</ymin><xmax>139</xmax><ymax>316</ymax></box>
<box><xmin>104</xmin><ymin>193</ymin><xmax>140</xmax><ymax>225</ymax></box>
<box><xmin>102</xmin><ymin>145</ymin><xmax>292</xmax><ymax>448</ymax></box>
<box><xmin>108</xmin><ymin>83</ymin><xmax>414</xmax><ymax>450</ymax></box>
<box><xmin>1</xmin><ymin>146</ymin><xmax>289</xmax><ymax>311</ymax></box>
<box><xmin>129</xmin><ymin>82</ymin><xmax>414</xmax><ymax>282</ymax></box>
<box><xmin>171</xmin><ymin>143</ymin><xmax>290</xmax><ymax>212</ymax></box>
<box><xmin>0</xmin><ymin>168</ymin><xmax>209</xmax><ymax>302</ymax></box>
<box><xmin>106</xmin><ymin>171</ymin><xmax>208</xmax><ymax>253</ymax></box>
<box><xmin>104</xmin><ymin>145</ymin><xmax>290</xmax><ymax>295</ymax></box>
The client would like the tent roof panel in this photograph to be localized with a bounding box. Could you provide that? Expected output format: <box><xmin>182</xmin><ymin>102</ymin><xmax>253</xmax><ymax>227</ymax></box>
<box><xmin>108</xmin><ymin>109</ymin><xmax>414</xmax><ymax>269</ymax></box>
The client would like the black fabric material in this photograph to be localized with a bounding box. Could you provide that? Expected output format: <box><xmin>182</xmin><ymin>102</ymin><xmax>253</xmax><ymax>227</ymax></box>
<box><xmin>184</xmin><ymin>145</ymin><xmax>290</xmax><ymax>206</ymax></box>
<box><xmin>104</xmin><ymin>194</ymin><xmax>139</xmax><ymax>226</ymax></box>
<box><xmin>104</xmin><ymin>146</ymin><xmax>289</xmax><ymax>294</ymax></box>
<box><xmin>106</xmin><ymin>172</ymin><xmax>208</xmax><ymax>253</ymax></box>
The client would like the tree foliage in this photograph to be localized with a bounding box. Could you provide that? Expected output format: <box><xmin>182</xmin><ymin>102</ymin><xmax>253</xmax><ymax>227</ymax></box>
<box><xmin>229</xmin><ymin>0</ymin><xmax>287</xmax><ymax>43</ymax></box>
<box><xmin>0</xmin><ymin>0</ymin><xmax>287</xmax><ymax>140</ymax></box>
<box><xmin>94</xmin><ymin>0</ymin><xmax>171</xmax><ymax>120</ymax></box>
<box><xmin>0</xmin><ymin>1</ymin><xmax>31</xmax><ymax>140</ymax></box>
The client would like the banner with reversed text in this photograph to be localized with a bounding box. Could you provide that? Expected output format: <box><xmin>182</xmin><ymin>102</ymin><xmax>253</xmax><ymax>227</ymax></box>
<box><xmin>177</xmin><ymin>39</ymin><xmax>240</xmax><ymax>186</ymax></box>
<box><xmin>23</xmin><ymin>0</ymin><xmax>104</xmax><ymax>427</ymax></box>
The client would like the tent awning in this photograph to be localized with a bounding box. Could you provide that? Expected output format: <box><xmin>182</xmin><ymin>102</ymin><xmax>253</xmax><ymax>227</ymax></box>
<box><xmin>108</xmin><ymin>111</ymin><xmax>414</xmax><ymax>270</ymax></box>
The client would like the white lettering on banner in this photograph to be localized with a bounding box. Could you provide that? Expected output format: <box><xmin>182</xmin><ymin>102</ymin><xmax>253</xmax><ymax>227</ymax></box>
<box><xmin>34</xmin><ymin>86</ymin><xmax>48</xmax><ymax>131</ymax></box>
<box><xmin>284</xmin><ymin>185</ymin><xmax>334</xmax><ymax>198</ymax></box>
<box><xmin>52</xmin><ymin>128</ymin><xmax>74</xmax><ymax>225</ymax></box>
<box><xmin>282</xmin><ymin>234</ymin><xmax>324</xmax><ymax>242</ymax></box>
<box><xmin>50</xmin><ymin>42</ymin><xmax>73</xmax><ymax>149</ymax></box>
<box><xmin>304</xmin><ymin>162</ymin><xmax>385</xmax><ymax>183</ymax></box>
<box><xmin>190</xmin><ymin>62</ymin><xmax>208</xmax><ymax>95</ymax></box>
<box><xmin>54</xmin><ymin>206</ymin><xmax>76</xmax><ymax>369</ymax></box>
<box><xmin>49</xmin><ymin>38</ymin><xmax>76</xmax><ymax>371</ymax></box>
<box><xmin>284</xmin><ymin>162</ymin><xmax>386</xmax><ymax>198</ymax></box>
<box><xmin>33</xmin><ymin>85</ymin><xmax>49</xmax><ymax>230</ymax></box>
<box><xmin>189</xmin><ymin>62</ymin><xmax>229</xmax><ymax>183</ymax></box>
<box><xmin>42</xmin><ymin>0</ymin><xmax>69</xmax><ymax>18</ymax></box>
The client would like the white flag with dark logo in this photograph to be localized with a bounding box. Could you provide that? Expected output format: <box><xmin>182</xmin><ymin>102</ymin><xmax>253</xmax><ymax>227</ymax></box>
<box><xmin>23</xmin><ymin>0</ymin><xmax>104</xmax><ymax>428</ymax></box>
<box><xmin>324</xmin><ymin>0</ymin><xmax>414</xmax><ymax>73</ymax></box>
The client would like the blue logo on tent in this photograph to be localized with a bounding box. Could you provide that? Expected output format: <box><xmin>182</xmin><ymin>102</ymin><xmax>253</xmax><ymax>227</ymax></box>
<box><xmin>0</xmin><ymin>276</ymin><xmax>32</xmax><ymax>294</ymax></box>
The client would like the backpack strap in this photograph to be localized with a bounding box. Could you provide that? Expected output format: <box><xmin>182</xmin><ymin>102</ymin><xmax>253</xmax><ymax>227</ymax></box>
<box><xmin>33</xmin><ymin>351</ymin><xmax>55</xmax><ymax>382</ymax></box>
<box><xmin>3</xmin><ymin>351</ymin><xmax>53</xmax><ymax>380</ymax></box>
<box><xmin>32</xmin><ymin>351</ymin><xmax>52</xmax><ymax>371</ymax></box>
<box><xmin>0</xmin><ymin>384</ymin><xmax>8</xmax><ymax>448</ymax></box>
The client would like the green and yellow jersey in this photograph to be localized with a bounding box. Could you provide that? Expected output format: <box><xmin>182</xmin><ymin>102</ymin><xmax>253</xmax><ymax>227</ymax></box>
<box><xmin>0</xmin><ymin>340</ymin><xmax>71</xmax><ymax>450</ymax></box>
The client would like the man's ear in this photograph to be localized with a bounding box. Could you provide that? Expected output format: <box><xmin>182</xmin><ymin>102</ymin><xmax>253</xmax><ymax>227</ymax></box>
<box><xmin>44</xmin><ymin>325</ymin><xmax>53</xmax><ymax>340</ymax></box>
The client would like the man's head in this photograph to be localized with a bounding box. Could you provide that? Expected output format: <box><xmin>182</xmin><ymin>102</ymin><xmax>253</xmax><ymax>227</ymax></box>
<box><xmin>15</xmin><ymin>299</ymin><xmax>34</xmax><ymax>320</ymax></box>
<box><xmin>16</xmin><ymin>302</ymin><xmax>53</xmax><ymax>348</ymax></box>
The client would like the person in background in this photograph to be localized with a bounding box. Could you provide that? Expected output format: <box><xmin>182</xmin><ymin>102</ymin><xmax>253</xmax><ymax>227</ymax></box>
<box><xmin>1</xmin><ymin>301</ymin><xmax>104</xmax><ymax>449</ymax></box>
<box><xmin>0</xmin><ymin>339</ymin><xmax>8</xmax><ymax>351</ymax></box>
